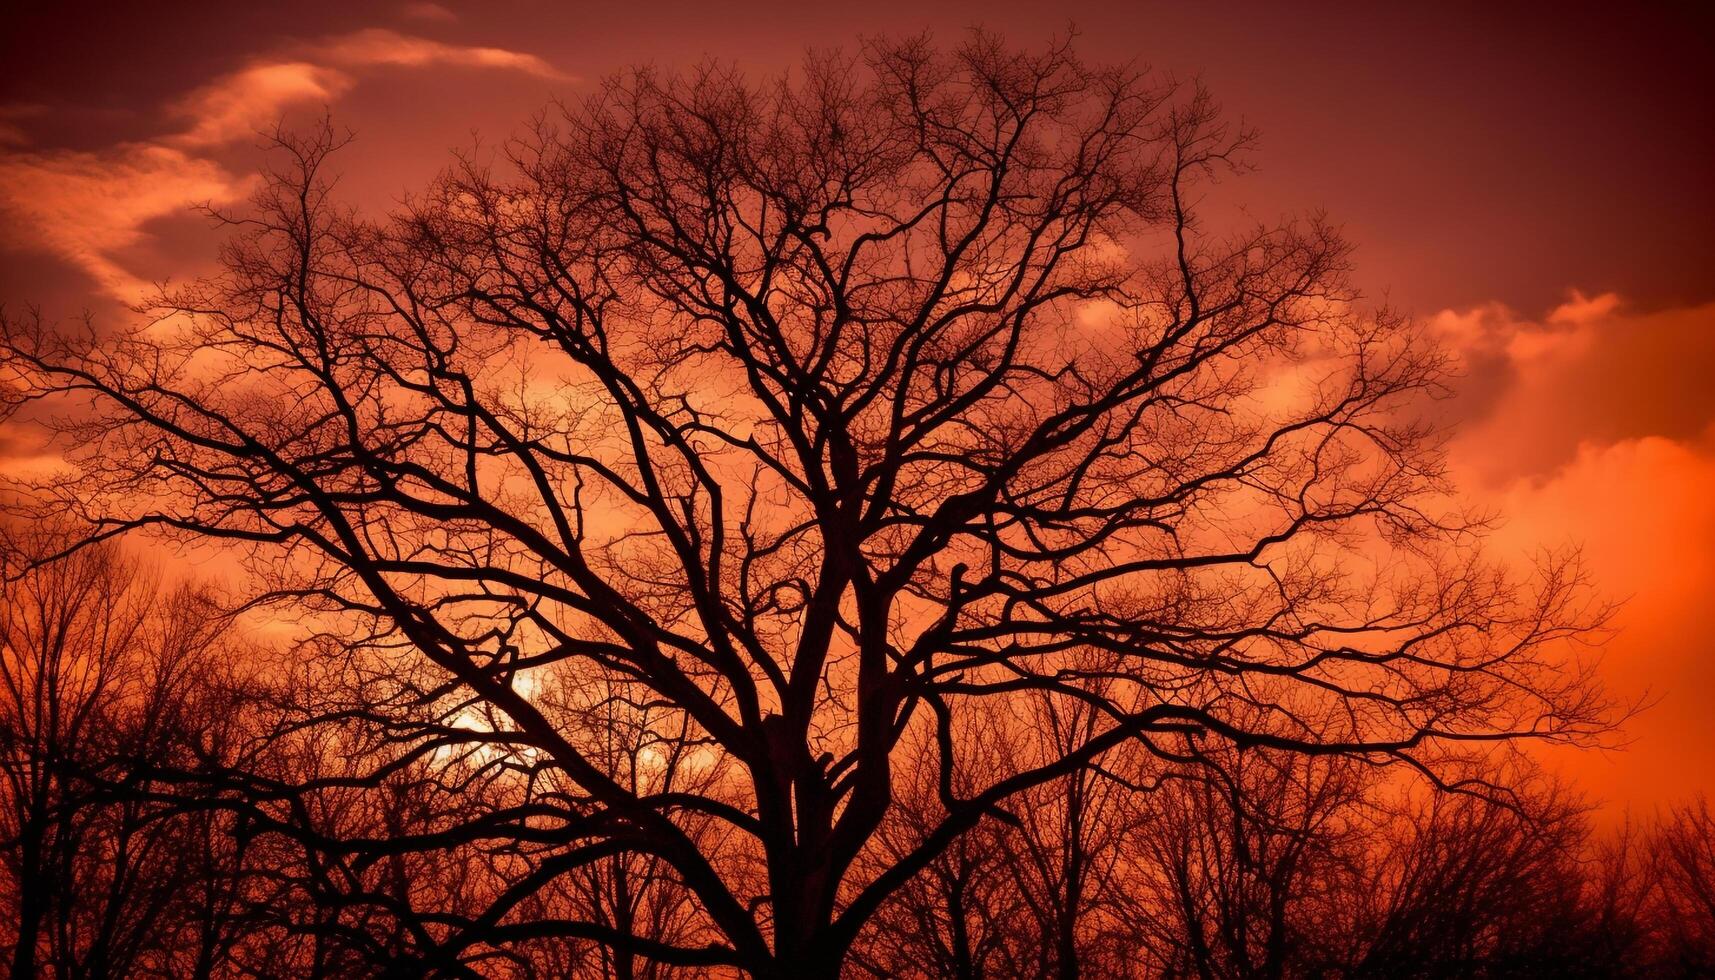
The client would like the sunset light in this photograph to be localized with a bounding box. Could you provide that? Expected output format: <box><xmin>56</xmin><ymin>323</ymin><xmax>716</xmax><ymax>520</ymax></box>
<box><xmin>2</xmin><ymin>3</ymin><xmax>1710</xmax><ymax>976</ymax></box>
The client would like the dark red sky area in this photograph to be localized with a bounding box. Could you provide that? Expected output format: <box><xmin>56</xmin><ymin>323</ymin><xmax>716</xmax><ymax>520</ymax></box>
<box><xmin>2</xmin><ymin>0</ymin><xmax>1712</xmax><ymax>812</ymax></box>
<box><xmin>4</xmin><ymin>1</ymin><xmax>1710</xmax><ymax>314</ymax></box>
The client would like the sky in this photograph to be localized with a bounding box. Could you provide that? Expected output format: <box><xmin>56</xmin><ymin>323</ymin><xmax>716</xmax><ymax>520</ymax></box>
<box><xmin>1</xmin><ymin>0</ymin><xmax>1711</xmax><ymax>813</ymax></box>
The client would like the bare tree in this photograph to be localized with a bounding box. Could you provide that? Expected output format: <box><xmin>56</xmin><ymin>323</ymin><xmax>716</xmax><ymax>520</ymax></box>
<box><xmin>1109</xmin><ymin>748</ymin><xmax>1642</xmax><ymax>980</ymax></box>
<box><xmin>0</xmin><ymin>34</ymin><xmax>1611</xmax><ymax>976</ymax></box>
<box><xmin>1348</xmin><ymin>778</ymin><xmax>1596</xmax><ymax>978</ymax></box>
<box><xmin>855</xmin><ymin>710</ymin><xmax>1054</xmax><ymax>979</ymax></box>
<box><xmin>1647</xmin><ymin>797</ymin><xmax>1715</xmax><ymax>977</ymax></box>
<box><xmin>985</xmin><ymin>671</ymin><xmax>1135</xmax><ymax>978</ymax></box>
<box><xmin>1115</xmin><ymin>740</ymin><xmax>1367</xmax><ymax>979</ymax></box>
<box><xmin>0</xmin><ymin>527</ymin><xmax>255</xmax><ymax>978</ymax></box>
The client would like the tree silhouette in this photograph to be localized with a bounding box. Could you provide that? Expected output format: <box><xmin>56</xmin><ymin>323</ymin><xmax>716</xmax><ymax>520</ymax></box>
<box><xmin>0</xmin><ymin>527</ymin><xmax>256</xmax><ymax>977</ymax></box>
<box><xmin>0</xmin><ymin>34</ymin><xmax>1612</xmax><ymax>976</ymax></box>
<box><xmin>1647</xmin><ymin>798</ymin><xmax>1715</xmax><ymax>977</ymax></box>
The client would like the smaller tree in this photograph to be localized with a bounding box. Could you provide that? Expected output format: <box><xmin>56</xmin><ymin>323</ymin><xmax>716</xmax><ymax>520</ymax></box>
<box><xmin>1351</xmin><ymin>780</ymin><xmax>1593</xmax><ymax>978</ymax></box>
<box><xmin>1120</xmin><ymin>739</ymin><xmax>1367</xmax><ymax>979</ymax></box>
<box><xmin>1649</xmin><ymin>797</ymin><xmax>1715</xmax><ymax>976</ymax></box>
<box><xmin>0</xmin><ymin>527</ymin><xmax>253</xmax><ymax>978</ymax></box>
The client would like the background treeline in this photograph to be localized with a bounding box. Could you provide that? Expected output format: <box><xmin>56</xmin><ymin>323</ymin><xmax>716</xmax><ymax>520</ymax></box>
<box><xmin>3</xmin><ymin>539</ymin><xmax>1710</xmax><ymax>978</ymax></box>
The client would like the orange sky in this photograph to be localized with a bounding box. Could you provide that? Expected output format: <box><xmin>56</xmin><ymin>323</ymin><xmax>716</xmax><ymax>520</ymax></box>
<box><xmin>2</xmin><ymin>0</ymin><xmax>1711</xmax><ymax>814</ymax></box>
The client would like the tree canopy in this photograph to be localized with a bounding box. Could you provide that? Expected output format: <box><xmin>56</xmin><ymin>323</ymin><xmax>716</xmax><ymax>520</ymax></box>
<box><xmin>0</xmin><ymin>34</ymin><xmax>1618</xmax><ymax>977</ymax></box>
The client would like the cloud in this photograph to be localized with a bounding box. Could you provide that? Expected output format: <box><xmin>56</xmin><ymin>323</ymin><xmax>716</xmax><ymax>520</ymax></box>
<box><xmin>1436</xmin><ymin>292</ymin><xmax>1715</xmax><ymax>485</ymax></box>
<box><xmin>1484</xmin><ymin>434</ymin><xmax>1715</xmax><ymax>809</ymax></box>
<box><xmin>400</xmin><ymin>1</ymin><xmax>459</xmax><ymax>22</ymax></box>
<box><xmin>0</xmin><ymin>29</ymin><xmax>563</xmax><ymax>304</ymax></box>
<box><xmin>1488</xmin><ymin>435</ymin><xmax>1715</xmax><ymax>606</ymax></box>
<box><xmin>313</xmin><ymin>28</ymin><xmax>565</xmax><ymax>79</ymax></box>
<box><xmin>0</xmin><ymin>145</ymin><xmax>252</xmax><ymax>300</ymax></box>
<box><xmin>1546</xmin><ymin>289</ymin><xmax>1621</xmax><ymax>326</ymax></box>
<box><xmin>1436</xmin><ymin>291</ymin><xmax>1715</xmax><ymax>809</ymax></box>
<box><xmin>165</xmin><ymin>30</ymin><xmax>564</xmax><ymax>149</ymax></box>
<box><xmin>171</xmin><ymin>62</ymin><xmax>353</xmax><ymax>148</ymax></box>
<box><xmin>0</xmin><ymin>105</ymin><xmax>47</xmax><ymax>147</ymax></box>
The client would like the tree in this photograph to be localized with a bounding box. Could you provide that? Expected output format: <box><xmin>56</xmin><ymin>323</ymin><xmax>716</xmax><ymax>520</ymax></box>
<box><xmin>1646</xmin><ymin>797</ymin><xmax>1715</xmax><ymax>977</ymax></box>
<box><xmin>855</xmin><ymin>722</ymin><xmax>1029</xmax><ymax>979</ymax></box>
<box><xmin>1119</xmin><ymin>743</ymin><xmax>1366</xmax><ymax>979</ymax></box>
<box><xmin>1348</xmin><ymin>778</ymin><xmax>1598</xmax><ymax>978</ymax></box>
<box><xmin>0</xmin><ymin>33</ymin><xmax>1610</xmax><ymax>976</ymax></box>
<box><xmin>0</xmin><ymin>527</ymin><xmax>254</xmax><ymax>978</ymax></box>
<box><xmin>855</xmin><ymin>679</ymin><xmax>1135</xmax><ymax>978</ymax></box>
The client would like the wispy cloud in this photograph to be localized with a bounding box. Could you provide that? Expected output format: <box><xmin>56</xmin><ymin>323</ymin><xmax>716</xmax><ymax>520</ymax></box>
<box><xmin>0</xmin><ymin>104</ymin><xmax>47</xmax><ymax>148</ymax></box>
<box><xmin>0</xmin><ymin>29</ymin><xmax>565</xmax><ymax>303</ymax></box>
<box><xmin>0</xmin><ymin>145</ymin><xmax>252</xmax><ymax>300</ymax></box>
<box><xmin>399</xmin><ymin>1</ymin><xmax>459</xmax><ymax>23</ymax></box>
<box><xmin>170</xmin><ymin>62</ymin><xmax>353</xmax><ymax>148</ymax></box>
<box><xmin>317</xmin><ymin>29</ymin><xmax>565</xmax><ymax>79</ymax></box>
